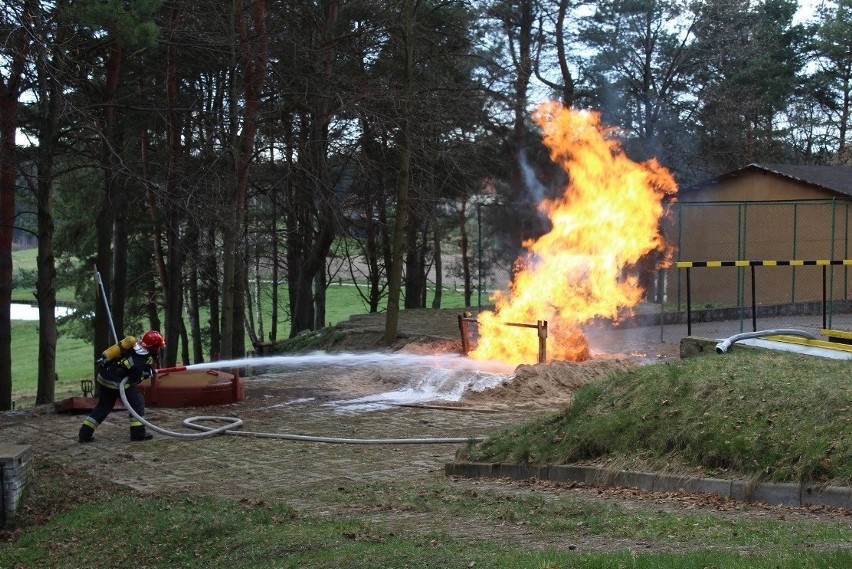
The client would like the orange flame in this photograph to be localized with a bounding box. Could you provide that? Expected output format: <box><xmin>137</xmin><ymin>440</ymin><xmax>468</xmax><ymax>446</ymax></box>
<box><xmin>470</xmin><ymin>102</ymin><xmax>678</xmax><ymax>365</ymax></box>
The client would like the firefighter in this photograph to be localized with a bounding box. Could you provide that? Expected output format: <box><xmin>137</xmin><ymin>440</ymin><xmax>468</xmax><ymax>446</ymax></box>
<box><xmin>78</xmin><ymin>330</ymin><xmax>166</xmax><ymax>443</ymax></box>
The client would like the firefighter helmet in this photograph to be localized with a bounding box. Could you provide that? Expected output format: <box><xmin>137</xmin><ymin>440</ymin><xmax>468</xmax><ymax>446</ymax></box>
<box><xmin>139</xmin><ymin>330</ymin><xmax>165</xmax><ymax>352</ymax></box>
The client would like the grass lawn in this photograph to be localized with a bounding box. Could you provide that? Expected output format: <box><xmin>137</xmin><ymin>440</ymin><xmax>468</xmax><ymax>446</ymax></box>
<box><xmin>5</xmin><ymin>481</ymin><xmax>852</xmax><ymax>568</ymax></box>
<box><xmin>9</xmin><ymin>279</ymin><xmax>469</xmax><ymax>407</ymax></box>
<box><xmin>11</xmin><ymin>321</ymin><xmax>94</xmax><ymax>407</ymax></box>
<box><xmin>6</xmin><ymin>350</ymin><xmax>852</xmax><ymax>566</ymax></box>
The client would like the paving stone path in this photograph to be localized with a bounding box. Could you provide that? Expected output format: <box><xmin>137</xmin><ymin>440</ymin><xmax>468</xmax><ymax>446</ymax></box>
<box><xmin>2</xmin><ymin>367</ymin><xmax>534</xmax><ymax>510</ymax></box>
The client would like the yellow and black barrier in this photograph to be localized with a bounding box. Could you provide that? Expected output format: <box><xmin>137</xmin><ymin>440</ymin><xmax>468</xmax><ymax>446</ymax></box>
<box><xmin>675</xmin><ymin>259</ymin><xmax>852</xmax><ymax>335</ymax></box>
<box><xmin>676</xmin><ymin>260</ymin><xmax>852</xmax><ymax>268</ymax></box>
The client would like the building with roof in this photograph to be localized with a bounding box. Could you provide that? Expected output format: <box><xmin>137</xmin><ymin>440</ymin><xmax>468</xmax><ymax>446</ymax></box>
<box><xmin>667</xmin><ymin>163</ymin><xmax>852</xmax><ymax>310</ymax></box>
<box><xmin>679</xmin><ymin>163</ymin><xmax>852</xmax><ymax>202</ymax></box>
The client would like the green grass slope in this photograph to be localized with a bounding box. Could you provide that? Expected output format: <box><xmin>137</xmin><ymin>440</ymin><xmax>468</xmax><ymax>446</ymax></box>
<box><xmin>458</xmin><ymin>350</ymin><xmax>852</xmax><ymax>485</ymax></box>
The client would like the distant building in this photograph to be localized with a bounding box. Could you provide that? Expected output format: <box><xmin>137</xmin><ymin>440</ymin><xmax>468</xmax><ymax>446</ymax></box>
<box><xmin>668</xmin><ymin>163</ymin><xmax>852</xmax><ymax>308</ymax></box>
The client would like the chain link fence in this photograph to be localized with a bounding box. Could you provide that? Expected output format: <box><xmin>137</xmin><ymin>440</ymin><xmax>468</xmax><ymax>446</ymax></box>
<box><xmin>666</xmin><ymin>200</ymin><xmax>852</xmax><ymax>332</ymax></box>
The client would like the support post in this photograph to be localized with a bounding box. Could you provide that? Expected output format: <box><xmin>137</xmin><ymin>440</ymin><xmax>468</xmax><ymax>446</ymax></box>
<box><xmin>506</xmin><ymin>320</ymin><xmax>548</xmax><ymax>364</ymax></box>
<box><xmin>823</xmin><ymin>264</ymin><xmax>828</xmax><ymax>330</ymax></box>
<box><xmin>686</xmin><ymin>267</ymin><xmax>692</xmax><ymax>336</ymax></box>
<box><xmin>751</xmin><ymin>264</ymin><xmax>757</xmax><ymax>332</ymax></box>
<box><xmin>537</xmin><ymin>320</ymin><xmax>547</xmax><ymax>364</ymax></box>
<box><xmin>477</xmin><ymin>204</ymin><xmax>483</xmax><ymax>311</ymax></box>
<box><xmin>458</xmin><ymin>312</ymin><xmax>471</xmax><ymax>355</ymax></box>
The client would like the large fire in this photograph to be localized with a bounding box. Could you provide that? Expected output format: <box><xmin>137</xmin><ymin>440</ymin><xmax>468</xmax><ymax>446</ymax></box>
<box><xmin>469</xmin><ymin>102</ymin><xmax>678</xmax><ymax>365</ymax></box>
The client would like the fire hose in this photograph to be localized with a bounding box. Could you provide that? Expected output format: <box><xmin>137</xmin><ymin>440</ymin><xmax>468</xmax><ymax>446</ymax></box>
<box><xmin>714</xmin><ymin>328</ymin><xmax>820</xmax><ymax>354</ymax></box>
<box><xmin>117</xmin><ymin>376</ymin><xmax>484</xmax><ymax>445</ymax></box>
<box><xmin>95</xmin><ymin>266</ymin><xmax>480</xmax><ymax>444</ymax></box>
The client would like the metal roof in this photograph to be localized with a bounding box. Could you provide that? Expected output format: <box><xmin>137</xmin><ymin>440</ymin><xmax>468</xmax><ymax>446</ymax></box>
<box><xmin>687</xmin><ymin>163</ymin><xmax>852</xmax><ymax>198</ymax></box>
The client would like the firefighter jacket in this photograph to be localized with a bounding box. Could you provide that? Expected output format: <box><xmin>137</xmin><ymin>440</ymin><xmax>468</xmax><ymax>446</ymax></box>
<box><xmin>96</xmin><ymin>347</ymin><xmax>155</xmax><ymax>389</ymax></box>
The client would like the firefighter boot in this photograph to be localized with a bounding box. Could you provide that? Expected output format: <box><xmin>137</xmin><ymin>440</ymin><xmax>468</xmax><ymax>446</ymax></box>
<box><xmin>130</xmin><ymin>424</ymin><xmax>153</xmax><ymax>442</ymax></box>
<box><xmin>78</xmin><ymin>419</ymin><xmax>96</xmax><ymax>443</ymax></box>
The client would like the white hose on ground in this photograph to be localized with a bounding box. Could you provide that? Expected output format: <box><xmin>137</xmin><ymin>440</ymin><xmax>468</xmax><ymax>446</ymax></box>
<box><xmin>714</xmin><ymin>328</ymin><xmax>820</xmax><ymax>354</ymax></box>
<box><xmin>118</xmin><ymin>378</ymin><xmax>484</xmax><ymax>444</ymax></box>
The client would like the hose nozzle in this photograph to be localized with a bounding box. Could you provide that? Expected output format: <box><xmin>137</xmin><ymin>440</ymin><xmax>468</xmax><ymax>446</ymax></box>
<box><xmin>154</xmin><ymin>365</ymin><xmax>188</xmax><ymax>374</ymax></box>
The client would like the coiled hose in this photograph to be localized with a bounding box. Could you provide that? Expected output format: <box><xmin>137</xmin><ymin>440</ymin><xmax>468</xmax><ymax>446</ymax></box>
<box><xmin>118</xmin><ymin>378</ymin><xmax>483</xmax><ymax>444</ymax></box>
<box><xmin>714</xmin><ymin>328</ymin><xmax>820</xmax><ymax>354</ymax></box>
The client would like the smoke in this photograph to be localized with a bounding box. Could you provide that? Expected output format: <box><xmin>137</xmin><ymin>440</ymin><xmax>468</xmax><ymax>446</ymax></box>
<box><xmin>519</xmin><ymin>149</ymin><xmax>548</xmax><ymax>204</ymax></box>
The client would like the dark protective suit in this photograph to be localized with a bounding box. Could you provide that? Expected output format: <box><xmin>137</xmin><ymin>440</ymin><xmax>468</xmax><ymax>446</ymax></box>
<box><xmin>78</xmin><ymin>345</ymin><xmax>156</xmax><ymax>442</ymax></box>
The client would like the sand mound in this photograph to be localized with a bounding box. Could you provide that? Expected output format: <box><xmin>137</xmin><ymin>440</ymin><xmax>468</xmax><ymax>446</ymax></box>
<box><xmin>461</xmin><ymin>357</ymin><xmax>634</xmax><ymax>408</ymax></box>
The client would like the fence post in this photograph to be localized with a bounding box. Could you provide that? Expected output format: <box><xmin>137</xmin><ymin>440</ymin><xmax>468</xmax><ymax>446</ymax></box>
<box><xmin>751</xmin><ymin>264</ymin><xmax>757</xmax><ymax>332</ymax></box>
<box><xmin>823</xmin><ymin>265</ymin><xmax>828</xmax><ymax>330</ymax></box>
<box><xmin>686</xmin><ymin>267</ymin><xmax>692</xmax><ymax>336</ymax></box>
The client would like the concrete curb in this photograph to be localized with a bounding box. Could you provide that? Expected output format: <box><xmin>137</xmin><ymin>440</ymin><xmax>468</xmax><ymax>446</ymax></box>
<box><xmin>445</xmin><ymin>462</ymin><xmax>852</xmax><ymax>509</ymax></box>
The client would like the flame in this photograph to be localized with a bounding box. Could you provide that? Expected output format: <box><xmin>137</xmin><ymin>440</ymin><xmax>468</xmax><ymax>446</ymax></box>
<box><xmin>470</xmin><ymin>102</ymin><xmax>678</xmax><ymax>365</ymax></box>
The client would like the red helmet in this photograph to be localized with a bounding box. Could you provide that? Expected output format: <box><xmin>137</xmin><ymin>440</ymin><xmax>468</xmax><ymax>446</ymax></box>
<box><xmin>139</xmin><ymin>330</ymin><xmax>165</xmax><ymax>352</ymax></box>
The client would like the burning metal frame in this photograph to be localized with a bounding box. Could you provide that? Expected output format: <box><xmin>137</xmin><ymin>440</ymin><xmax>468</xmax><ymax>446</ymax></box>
<box><xmin>459</xmin><ymin>312</ymin><xmax>548</xmax><ymax>364</ymax></box>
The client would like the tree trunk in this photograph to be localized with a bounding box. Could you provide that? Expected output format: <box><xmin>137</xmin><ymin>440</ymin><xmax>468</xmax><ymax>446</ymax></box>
<box><xmin>178</xmin><ymin>318</ymin><xmax>190</xmax><ymax>366</ymax></box>
<box><xmin>164</xmin><ymin>209</ymin><xmax>183</xmax><ymax>366</ymax></box>
<box><xmin>35</xmin><ymin>192</ymin><xmax>57</xmax><ymax>404</ymax></box>
<box><xmin>432</xmin><ymin>219</ymin><xmax>442</xmax><ymax>309</ymax></box>
<box><xmin>244</xmin><ymin>251</ymin><xmax>258</xmax><ymax>346</ymax></box>
<box><xmin>356</xmin><ymin>115</ymin><xmax>387</xmax><ymax>313</ymax></box>
<box><xmin>94</xmin><ymin>38</ymin><xmax>124</xmax><ymax>365</ymax></box>
<box><xmin>139</xmin><ymin>119</ymin><xmax>163</xmax><ymax>335</ymax></box>
<box><xmin>0</xmin><ymin>0</ymin><xmax>37</xmax><ymax>410</ymax></box>
<box><xmin>163</xmin><ymin>2</ymin><xmax>184</xmax><ymax>367</ymax></box>
<box><xmin>459</xmin><ymin>194</ymin><xmax>472</xmax><ymax>307</ymax></box>
<box><xmin>0</xmin><ymin>94</ymin><xmax>19</xmax><ymax>411</ymax></box>
<box><xmin>284</xmin><ymin>138</ymin><xmax>334</xmax><ymax>337</ymax></box>
<box><xmin>508</xmin><ymin>0</ymin><xmax>534</xmax><ymax>202</ymax></box>
<box><xmin>253</xmin><ymin>241</ymin><xmax>264</xmax><ymax>343</ymax></box>
<box><xmin>555</xmin><ymin>0</ymin><xmax>575</xmax><ymax>107</ymax></box>
<box><xmin>185</xmin><ymin>230</ymin><xmax>204</xmax><ymax>363</ymax></box>
<box><xmin>287</xmin><ymin>267</ymin><xmax>314</xmax><ymax>336</ymax></box>
<box><xmin>33</xmin><ymin>54</ymin><xmax>63</xmax><ymax>404</ymax></box>
<box><xmin>269</xmin><ymin>181</ymin><xmax>278</xmax><ymax>342</ymax></box>
<box><xmin>385</xmin><ymin>0</ymin><xmax>414</xmax><ymax>343</ymax></box>
<box><xmin>365</xmin><ymin>192</ymin><xmax>383</xmax><ymax>312</ymax></box>
<box><xmin>111</xmin><ymin>181</ymin><xmax>129</xmax><ymax>338</ymax></box>
<box><xmin>404</xmin><ymin>217</ymin><xmax>427</xmax><ymax>309</ymax></box>
<box><xmin>314</xmin><ymin>268</ymin><xmax>327</xmax><ymax>329</ymax></box>
<box><xmin>221</xmin><ymin>0</ymin><xmax>267</xmax><ymax>359</ymax></box>
<box><xmin>205</xmin><ymin>226</ymin><xmax>221</xmax><ymax>359</ymax></box>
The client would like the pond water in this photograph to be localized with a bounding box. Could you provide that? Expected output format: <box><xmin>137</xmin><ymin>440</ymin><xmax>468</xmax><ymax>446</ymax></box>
<box><xmin>11</xmin><ymin>303</ymin><xmax>74</xmax><ymax>320</ymax></box>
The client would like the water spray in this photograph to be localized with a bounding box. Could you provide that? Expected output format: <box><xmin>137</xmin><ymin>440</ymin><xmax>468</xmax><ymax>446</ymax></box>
<box><xmin>155</xmin><ymin>351</ymin><xmax>516</xmax><ymax>376</ymax></box>
<box><xmin>130</xmin><ymin>351</ymin><xmax>513</xmax><ymax>444</ymax></box>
